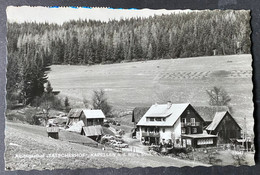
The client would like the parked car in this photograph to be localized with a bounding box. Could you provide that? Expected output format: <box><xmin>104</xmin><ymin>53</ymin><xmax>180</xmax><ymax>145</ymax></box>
<box><xmin>102</xmin><ymin>135</ymin><xmax>114</xmax><ymax>140</ymax></box>
<box><xmin>115</xmin><ymin>135</ymin><xmax>122</xmax><ymax>139</ymax></box>
<box><xmin>113</xmin><ymin>142</ymin><xmax>128</xmax><ymax>148</ymax></box>
<box><xmin>112</xmin><ymin>141</ymin><xmax>122</xmax><ymax>147</ymax></box>
<box><xmin>119</xmin><ymin>143</ymin><xmax>129</xmax><ymax>148</ymax></box>
<box><xmin>103</xmin><ymin>123</ymin><xmax>110</xmax><ymax>127</ymax></box>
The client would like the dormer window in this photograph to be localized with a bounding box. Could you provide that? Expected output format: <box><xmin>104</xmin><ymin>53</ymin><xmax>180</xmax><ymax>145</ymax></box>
<box><xmin>150</xmin><ymin>117</ymin><xmax>154</xmax><ymax>121</ymax></box>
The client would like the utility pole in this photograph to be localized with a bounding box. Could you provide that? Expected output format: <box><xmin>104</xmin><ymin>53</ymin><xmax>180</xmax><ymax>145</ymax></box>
<box><xmin>243</xmin><ymin>117</ymin><xmax>248</xmax><ymax>152</ymax></box>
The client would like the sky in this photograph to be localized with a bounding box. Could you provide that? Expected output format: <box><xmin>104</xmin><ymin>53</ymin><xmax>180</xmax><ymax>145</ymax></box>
<box><xmin>6</xmin><ymin>6</ymin><xmax>192</xmax><ymax>24</ymax></box>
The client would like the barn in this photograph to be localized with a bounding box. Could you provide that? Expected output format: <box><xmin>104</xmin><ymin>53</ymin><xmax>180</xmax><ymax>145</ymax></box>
<box><xmin>66</xmin><ymin>109</ymin><xmax>105</xmax><ymax>127</ymax></box>
<box><xmin>81</xmin><ymin>125</ymin><xmax>103</xmax><ymax>141</ymax></box>
<box><xmin>206</xmin><ymin>111</ymin><xmax>242</xmax><ymax>143</ymax></box>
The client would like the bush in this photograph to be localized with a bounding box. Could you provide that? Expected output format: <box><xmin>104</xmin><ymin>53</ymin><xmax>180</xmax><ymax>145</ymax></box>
<box><xmin>6</xmin><ymin>114</ymin><xmax>15</xmax><ymax>121</ymax></box>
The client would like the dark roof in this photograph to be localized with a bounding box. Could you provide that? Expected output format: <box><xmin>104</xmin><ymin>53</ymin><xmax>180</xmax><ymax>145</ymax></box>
<box><xmin>193</xmin><ymin>106</ymin><xmax>229</xmax><ymax>122</ymax></box>
<box><xmin>67</xmin><ymin>109</ymin><xmax>83</xmax><ymax>118</ymax></box>
<box><xmin>206</xmin><ymin>111</ymin><xmax>242</xmax><ymax>131</ymax></box>
<box><xmin>132</xmin><ymin>107</ymin><xmax>150</xmax><ymax>123</ymax></box>
<box><xmin>82</xmin><ymin>125</ymin><xmax>103</xmax><ymax>136</ymax></box>
<box><xmin>59</xmin><ymin>130</ymin><xmax>97</xmax><ymax>145</ymax></box>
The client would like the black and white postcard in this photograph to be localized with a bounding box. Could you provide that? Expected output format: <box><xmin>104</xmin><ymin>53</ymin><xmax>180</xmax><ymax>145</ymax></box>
<box><xmin>5</xmin><ymin>6</ymin><xmax>254</xmax><ymax>170</ymax></box>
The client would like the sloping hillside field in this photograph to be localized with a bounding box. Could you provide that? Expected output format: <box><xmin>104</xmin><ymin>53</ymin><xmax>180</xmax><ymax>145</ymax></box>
<box><xmin>48</xmin><ymin>54</ymin><xmax>253</xmax><ymax>134</ymax></box>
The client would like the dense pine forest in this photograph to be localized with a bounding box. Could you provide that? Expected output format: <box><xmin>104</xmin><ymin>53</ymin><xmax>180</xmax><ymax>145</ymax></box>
<box><xmin>6</xmin><ymin>10</ymin><xmax>251</xmax><ymax>107</ymax></box>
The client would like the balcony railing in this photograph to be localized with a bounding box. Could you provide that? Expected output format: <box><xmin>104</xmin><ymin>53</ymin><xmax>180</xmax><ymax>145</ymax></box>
<box><xmin>181</xmin><ymin>122</ymin><xmax>200</xmax><ymax>127</ymax></box>
<box><xmin>142</xmin><ymin>132</ymin><xmax>160</xmax><ymax>137</ymax></box>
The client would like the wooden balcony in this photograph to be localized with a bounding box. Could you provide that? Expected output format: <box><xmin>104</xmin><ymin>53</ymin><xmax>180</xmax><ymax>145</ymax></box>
<box><xmin>181</xmin><ymin>122</ymin><xmax>200</xmax><ymax>127</ymax></box>
<box><xmin>142</xmin><ymin>132</ymin><xmax>160</xmax><ymax>137</ymax></box>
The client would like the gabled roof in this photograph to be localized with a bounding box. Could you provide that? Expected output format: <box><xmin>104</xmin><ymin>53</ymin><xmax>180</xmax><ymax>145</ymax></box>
<box><xmin>59</xmin><ymin>130</ymin><xmax>98</xmax><ymax>145</ymax></box>
<box><xmin>132</xmin><ymin>107</ymin><xmax>150</xmax><ymax>123</ymax></box>
<box><xmin>82</xmin><ymin>125</ymin><xmax>103</xmax><ymax>136</ymax></box>
<box><xmin>67</xmin><ymin>108</ymin><xmax>83</xmax><ymax>118</ymax></box>
<box><xmin>137</xmin><ymin>103</ymin><xmax>190</xmax><ymax>126</ymax></box>
<box><xmin>206</xmin><ymin>111</ymin><xmax>241</xmax><ymax>131</ymax></box>
<box><xmin>193</xmin><ymin>106</ymin><xmax>229</xmax><ymax>122</ymax></box>
<box><xmin>83</xmin><ymin>110</ymin><xmax>106</xmax><ymax>119</ymax></box>
<box><xmin>66</xmin><ymin>120</ymin><xmax>85</xmax><ymax>133</ymax></box>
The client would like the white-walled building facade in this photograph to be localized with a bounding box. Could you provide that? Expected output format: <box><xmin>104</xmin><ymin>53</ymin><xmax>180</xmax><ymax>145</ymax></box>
<box><xmin>136</xmin><ymin>102</ymin><xmax>217</xmax><ymax>148</ymax></box>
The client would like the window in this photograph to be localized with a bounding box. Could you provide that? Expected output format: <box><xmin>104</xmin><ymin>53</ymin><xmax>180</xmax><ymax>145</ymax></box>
<box><xmin>192</xmin><ymin>128</ymin><xmax>197</xmax><ymax>133</ymax></box>
<box><xmin>163</xmin><ymin>118</ymin><xmax>166</xmax><ymax>121</ymax></box>
<box><xmin>156</xmin><ymin>118</ymin><xmax>162</xmax><ymax>121</ymax></box>
<box><xmin>197</xmin><ymin>139</ymin><xmax>213</xmax><ymax>145</ymax></box>
<box><xmin>162</xmin><ymin>128</ymin><xmax>165</xmax><ymax>133</ymax></box>
<box><xmin>145</xmin><ymin>128</ymin><xmax>148</xmax><ymax>132</ymax></box>
<box><xmin>181</xmin><ymin>118</ymin><xmax>186</xmax><ymax>123</ymax></box>
<box><xmin>186</xmin><ymin>139</ymin><xmax>192</xmax><ymax>145</ymax></box>
<box><xmin>191</xmin><ymin>118</ymin><xmax>195</xmax><ymax>126</ymax></box>
<box><xmin>181</xmin><ymin>128</ymin><xmax>186</xmax><ymax>134</ymax></box>
<box><xmin>150</xmin><ymin>117</ymin><xmax>154</xmax><ymax>121</ymax></box>
<box><xmin>155</xmin><ymin>128</ymin><xmax>159</xmax><ymax>133</ymax></box>
<box><xmin>187</xmin><ymin>110</ymin><xmax>190</xmax><ymax>115</ymax></box>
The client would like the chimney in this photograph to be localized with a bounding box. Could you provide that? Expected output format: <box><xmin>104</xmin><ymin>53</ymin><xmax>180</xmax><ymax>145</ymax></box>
<box><xmin>167</xmin><ymin>101</ymin><xmax>172</xmax><ymax>109</ymax></box>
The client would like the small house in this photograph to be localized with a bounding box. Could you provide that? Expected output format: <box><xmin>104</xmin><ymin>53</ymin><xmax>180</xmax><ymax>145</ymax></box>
<box><xmin>47</xmin><ymin>127</ymin><xmax>59</xmax><ymax>139</ymax></box>
<box><xmin>132</xmin><ymin>107</ymin><xmax>150</xmax><ymax>137</ymax></box>
<box><xmin>66</xmin><ymin>109</ymin><xmax>106</xmax><ymax>127</ymax></box>
<box><xmin>81</xmin><ymin>110</ymin><xmax>105</xmax><ymax>126</ymax></box>
<box><xmin>132</xmin><ymin>107</ymin><xmax>150</xmax><ymax>127</ymax></box>
<box><xmin>81</xmin><ymin>125</ymin><xmax>103</xmax><ymax>141</ymax></box>
<box><xmin>206</xmin><ymin>111</ymin><xmax>242</xmax><ymax>143</ymax></box>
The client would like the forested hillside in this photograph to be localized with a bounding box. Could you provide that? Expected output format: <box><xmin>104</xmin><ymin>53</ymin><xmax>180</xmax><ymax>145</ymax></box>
<box><xmin>6</xmin><ymin>10</ymin><xmax>251</xmax><ymax>106</ymax></box>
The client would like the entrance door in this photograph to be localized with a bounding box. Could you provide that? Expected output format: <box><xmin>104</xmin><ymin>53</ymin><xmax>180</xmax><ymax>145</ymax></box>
<box><xmin>150</xmin><ymin>137</ymin><xmax>155</xmax><ymax>145</ymax></box>
<box><xmin>182</xmin><ymin>139</ymin><xmax>186</xmax><ymax>147</ymax></box>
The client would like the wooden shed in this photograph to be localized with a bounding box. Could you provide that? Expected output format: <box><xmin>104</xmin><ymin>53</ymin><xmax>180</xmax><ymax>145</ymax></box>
<box><xmin>47</xmin><ymin>127</ymin><xmax>59</xmax><ymax>139</ymax></box>
<box><xmin>206</xmin><ymin>111</ymin><xmax>242</xmax><ymax>143</ymax></box>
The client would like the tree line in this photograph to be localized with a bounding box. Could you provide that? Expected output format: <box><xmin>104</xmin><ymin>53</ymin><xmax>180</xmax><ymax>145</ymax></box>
<box><xmin>6</xmin><ymin>10</ymin><xmax>251</xmax><ymax>107</ymax></box>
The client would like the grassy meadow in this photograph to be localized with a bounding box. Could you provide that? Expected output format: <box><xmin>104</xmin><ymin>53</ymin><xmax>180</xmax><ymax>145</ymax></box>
<box><xmin>47</xmin><ymin>54</ymin><xmax>253</xmax><ymax>134</ymax></box>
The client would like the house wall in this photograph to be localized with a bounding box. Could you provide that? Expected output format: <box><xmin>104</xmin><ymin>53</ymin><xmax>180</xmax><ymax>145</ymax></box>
<box><xmin>86</xmin><ymin>118</ymin><xmax>104</xmax><ymax>126</ymax></box>
<box><xmin>159</xmin><ymin>118</ymin><xmax>181</xmax><ymax>144</ymax></box>
<box><xmin>79</xmin><ymin>112</ymin><xmax>104</xmax><ymax>126</ymax></box>
<box><xmin>210</xmin><ymin>113</ymin><xmax>241</xmax><ymax>143</ymax></box>
<box><xmin>180</xmin><ymin>105</ymin><xmax>204</xmax><ymax>134</ymax></box>
<box><xmin>137</xmin><ymin>118</ymin><xmax>182</xmax><ymax>145</ymax></box>
<box><xmin>138</xmin><ymin>127</ymin><xmax>142</xmax><ymax>140</ymax></box>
